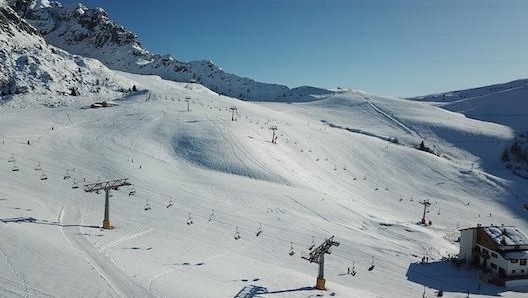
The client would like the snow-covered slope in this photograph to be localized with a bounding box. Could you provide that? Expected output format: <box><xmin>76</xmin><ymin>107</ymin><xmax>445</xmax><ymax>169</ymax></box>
<box><xmin>412</xmin><ymin>79</ymin><xmax>528</xmax><ymax>104</ymax></box>
<box><xmin>1</xmin><ymin>71</ymin><xmax>528</xmax><ymax>298</ymax></box>
<box><xmin>0</xmin><ymin>1</ymin><xmax>133</xmax><ymax>105</ymax></box>
<box><xmin>8</xmin><ymin>0</ymin><xmax>332</xmax><ymax>101</ymax></box>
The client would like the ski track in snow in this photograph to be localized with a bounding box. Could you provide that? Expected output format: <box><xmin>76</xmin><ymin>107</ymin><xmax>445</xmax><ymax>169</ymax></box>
<box><xmin>364</xmin><ymin>98</ymin><xmax>420</xmax><ymax>138</ymax></box>
<box><xmin>58</xmin><ymin>206</ymin><xmax>157</xmax><ymax>298</ymax></box>
<box><xmin>100</xmin><ymin>225</ymin><xmax>154</xmax><ymax>251</ymax></box>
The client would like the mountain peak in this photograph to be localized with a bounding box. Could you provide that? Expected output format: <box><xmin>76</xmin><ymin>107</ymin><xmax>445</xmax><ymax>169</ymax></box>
<box><xmin>10</xmin><ymin>0</ymin><xmax>332</xmax><ymax>101</ymax></box>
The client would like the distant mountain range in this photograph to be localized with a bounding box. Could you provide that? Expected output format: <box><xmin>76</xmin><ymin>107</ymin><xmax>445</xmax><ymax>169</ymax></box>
<box><xmin>6</xmin><ymin>0</ymin><xmax>332</xmax><ymax>101</ymax></box>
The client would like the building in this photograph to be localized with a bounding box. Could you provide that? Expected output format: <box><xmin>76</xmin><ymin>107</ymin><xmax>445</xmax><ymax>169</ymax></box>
<box><xmin>459</xmin><ymin>225</ymin><xmax>528</xmax><ymax>287</ymax></box>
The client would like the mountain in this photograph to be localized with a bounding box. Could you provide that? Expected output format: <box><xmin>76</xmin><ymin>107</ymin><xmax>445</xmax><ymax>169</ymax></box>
<box><xmin>411</xmin><ymin>79</ymin><xmax>528</xmax><ymax>104</ymax></box>
<box><xmin>0</xmin><ymin>0</ymin><xmax>133</xmax><ymax>106</ymax></box>
<box><xmin>8</xmin><ymin>0</ymin><xmax>332</xmax><ymax>101</ymax></box>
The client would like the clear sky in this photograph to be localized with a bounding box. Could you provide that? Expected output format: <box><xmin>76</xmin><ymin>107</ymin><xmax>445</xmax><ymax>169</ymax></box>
<box><xmin>61</xmin><ymin>0</ymin><xmax>528</xmax><ymax>97</ymax></box>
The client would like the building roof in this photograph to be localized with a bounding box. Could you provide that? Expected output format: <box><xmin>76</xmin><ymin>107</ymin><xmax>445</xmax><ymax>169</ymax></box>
<box><xmin>483</xmin><ymin>226</ymin><xmax>528</xmax><ymax>246</ymax></box>
<box><xmin>503</xmin><ymin>250</ymin><xmax>528</xmax><ymax>260</ymax></box>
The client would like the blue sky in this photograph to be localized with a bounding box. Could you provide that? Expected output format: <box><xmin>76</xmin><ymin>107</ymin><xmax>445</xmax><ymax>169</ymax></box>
<box><xmin>62</xmin><ymin>0</ymin><xmax>528</xmax><ymax>97</ymax></box>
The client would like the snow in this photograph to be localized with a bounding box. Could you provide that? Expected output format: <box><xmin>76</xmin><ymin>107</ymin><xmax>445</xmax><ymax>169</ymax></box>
<box><xmin>2</xmin><ymin>2</ymin><xmax>528</xmax><ymax>297</ymax></box>
<box><xmin>29</xmin><ymin>0</ymin><xmax>51</xmax><ymax>9</ymax></box>
<box><xmin>504</xmin><ymin>251</ymin><xmax>528</xmax><ymax>260</ymax></box>
<box><xmin>1</xmin><ymin>69</ymin><xmax>528</xmax><ymax>298</ymax></box>
<box><xmin>483</xmin><ymin>226</ymin><xmax>528</xmax><ymax>246</ymax></box>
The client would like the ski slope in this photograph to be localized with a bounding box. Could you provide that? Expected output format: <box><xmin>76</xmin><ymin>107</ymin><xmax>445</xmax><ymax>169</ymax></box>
<box><xmin>1</xmin><ymin>73</ymin><xmax>528</xmax><ymax>298</ymax></box>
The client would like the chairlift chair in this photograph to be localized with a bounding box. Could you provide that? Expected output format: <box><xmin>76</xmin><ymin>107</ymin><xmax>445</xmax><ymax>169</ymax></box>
<box><xmin>144</xmin><ymin>200</ymin><xmax>151</xmax><ymax>211</ymax></box>
<box><xmin>186</xmin><ymin>212</ymin><xmax>193</xmax><ymax>225</ymax></box>
<box><xmin>40</xmin><ymin>171</ymin><xmax>48</xmax><ymax>180</ymax></box>
<box><xmin>8</xmin><ymin>154</ymin><xmax>15</xmax><ymax>163</ymax></box>
<box><xmin>208</xmin><ymin>209</ymin><xmax>215</xmax><ymax>222</ymax></box>
<box><xmin>166</xmin><ymin>199</ymin><xmax>173</xmax><ymax>208</ymax></box>
<box><xmin>256</xmin><ymin>222</ymin><xmax>262</xmax><ymax>237</ymax></box>
<box><xmin>368</xmin><ymin>256</ymin><xmax>375</xmax><ymax>271</ymax></box>
<box><xmin>128</xmin><ymin>188</ymin><xmax>136</xmax><ymax>196</ymax></box>
<box><xmin>289</xmin><ymin>242</ymin><xmax>296</xmax><ymax>256</ymax></box>
<box><xmin>72</xmin><ymin>179</ymin><xmax>79</xmax><ymax>189</ymax></box>
<box><xmin>234</xmin><ymin>227</ymin><xmax>241</xmax><ymax>240</ymax></box>
<box><xmin>308</xmin><ymin>236</ymin><xmax>316</xmax><ymax>250</ymax></box>
<box><xmin>63</xmin><ymin>170</ymin><xmax>71</xmax><ymax>180</ymax></box>
<box><xmin>34</xmin><ymin>162</ymin><xmax>42</xmax><ymax>171</ymax></box>
<box><xmin>11</xmin><ymin>162</ymin><xmax>20</xmax><ymax>172</ymax></box>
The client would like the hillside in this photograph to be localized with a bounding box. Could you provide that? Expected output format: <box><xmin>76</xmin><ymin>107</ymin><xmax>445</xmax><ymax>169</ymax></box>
<box><xmin>7</xmin><ymin>0</ymin><xmax>332</xmax><ymax>101</ymax></box>
<box><xmin>0</xmin><ymin>1</ymin><xmax>135</xmax><ymax>105</ymax></box>
<box><xmin>412</xmin><ymin>79</ymin><xmax>528</xmax><ymax>104</ymax></box>
<box><xmin>1</xmin><ymin>69</ymin><xmax>528</xmax><ymax>297</ymax></box>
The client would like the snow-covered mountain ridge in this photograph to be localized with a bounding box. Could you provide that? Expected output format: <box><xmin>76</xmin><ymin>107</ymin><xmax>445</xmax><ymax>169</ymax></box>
<box><xmin>412</xmin><ymin>79</ymin><xmax>528</xmax><ymax>104</ymax></box>
<box><xmin>8</xmin><ymin>0</ymin><xmax>332</xmax><ymax>101</ymax></box>
<box><xmin>0</xmin><ymin>1</ymin><xmax>133</xmax><ymax>105</ymax></box>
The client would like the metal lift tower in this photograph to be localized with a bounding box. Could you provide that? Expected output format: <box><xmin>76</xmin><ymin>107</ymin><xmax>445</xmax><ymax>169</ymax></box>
<box><xmin>270</xmin><ymin>126</ymin><xmax>278</xmax><ymax>144</ymax></box>
<box><xmin>419</xmin><ymin>199</ymin><xmax>431</xmax><ymax>224</ymax></box>
<box><xmin>302</xmin><ymin>236</ymin><xmax>340</xmax><ymax>290</ymax></box>
<box><xmin>84</xmin><ymin>178</ymin><xmax>132</xmax><ymax>229</ymax></box>
<box><xmin>230</xmin><ymin>106</ymin><xmax>237</xmax><ymax>121</ymax></box>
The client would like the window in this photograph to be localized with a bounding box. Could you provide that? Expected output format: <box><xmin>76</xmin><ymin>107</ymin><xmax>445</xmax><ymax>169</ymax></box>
<box><xmin>512</xmin><ymin>259</ymin><xmax>519</xmax><ymax>263</ymax></box>
<box><xmin>521</xmin><ymin>259</ymin><xmax>527</xmax><ymax>266</ymax></box>
<box><xmin>491</xmin><ymin>263</ymin><xmax>497</xmax><ymax>269</ymax></box>
<box><xmin>491</xmin><ymin>252</ymin><xmax>498</xmax><ymax>258</ymax></box>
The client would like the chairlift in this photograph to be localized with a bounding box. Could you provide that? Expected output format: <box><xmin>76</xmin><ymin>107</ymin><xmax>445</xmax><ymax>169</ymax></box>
<box><xmin>166</xmin><ymin>199</ymin><xmax>173</xmax><ymax>209</ymax></box>
<box><xmin>128</xmin><ymin>188</ymin><xmax>136</xmax><ymax>196</ymax></box>
<box><xmin>72</xmin><ymin>179</ymin><xmax>79</xmax><ymax>189</ymax></box>
<box><xmin>234</xmin><ymin>227</ymin><xmax>241</xmax><ymax>240</ymax></box>
<box><xmin>8</xmin><ymin>154</ymin><xmax>15</xmax><ymax>163</ymax></box>
<box><xmin>256</xmin><ymin>222</ymin><xmax>262</xmax><ymax>237</ymax></box>
<box><xmin>144</xmin><ymin>200</ymin><xmax>151</xmax><ymax>211</ymax></box>
<box><xmin>34</xmin><ymin>162</ymin><xmax>42</xmax><ymax>171</ymax></box>
<box><xmin>40</xmin><ymin>171</ymin><xmax>48</xmax><ymax>180</ymax></box>
<box><xmin>208</xmin><ymin>209</ymin><xmax>215</xmax><ymax>222</ymax></box>
<box><xmin>186</xmin><ymin>212</ymin><xmax>193</xmax><ymax>225</ymax></box>
<box><xmin>368</xmin><ymin>256</ymin><xmax>375</xmax><ymax>271</ymax></box>
<box><xmin>308</xmin><ymin>236</ymin><xmax>316</xmax><ymax>250</ymax></box>
<box><xmin>11</xmin><ymin>162</ymin><xmax>20</xmax><ymax>172</ymax></box>
<box><xmin>289</xmin><ymin>242</ymin><xmax>296</xmax><ymax>256</ymax></box>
